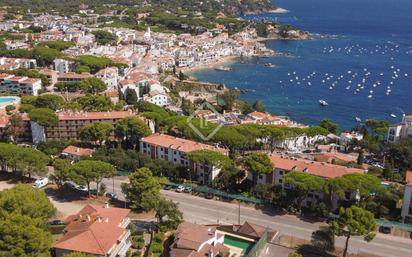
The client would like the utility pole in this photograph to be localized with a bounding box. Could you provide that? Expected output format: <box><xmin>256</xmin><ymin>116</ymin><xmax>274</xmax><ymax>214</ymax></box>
<box><xmin>238</xmin><ymin>201</ymin><xmax>241</xmax><ymax>225</ymax></box>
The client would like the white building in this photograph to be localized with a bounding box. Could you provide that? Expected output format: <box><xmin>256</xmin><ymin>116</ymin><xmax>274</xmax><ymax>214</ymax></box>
<box><xmin>140</xmin><ymin>133</ymin><xmax>229</xmax><ymax>184</ymax></box>
<box><xmin>143</xmin><ymin>90</ymin><xmax>169</xmax><ymax>106</ymax></box>
<box><xmin>95</xmin><ymin>67</ymin><xmax>119</xmax><ymax>89</ymax></box>
<box><xmin>0</xmin><ymin>74</ymin><xmax>42</xmax><ymax>96</ymax></box>
<box><xmin>54</xmin><ymin>59</ymin><xmax>74</xmax><ymax>74</ymax></box>
<box><xmin>387</xmin><ymin>115</ymin><xmax>412</xmax><ymax>143</ymax></box>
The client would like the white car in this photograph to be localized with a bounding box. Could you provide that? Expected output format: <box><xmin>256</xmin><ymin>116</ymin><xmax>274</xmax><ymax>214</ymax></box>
<box><xmin>33</xmin><ymin>178</ymin><xmax>48</xmax><ymax>189</ymax></box>
<box><xmin>175</xmin><ymin>185</ymin><xmax>185</xmax><ymax>193</ymax></box>
<box><xmin>76</xmin><ymin>185</ymin><xmax>88</xmax><ymax>192</ymax></box>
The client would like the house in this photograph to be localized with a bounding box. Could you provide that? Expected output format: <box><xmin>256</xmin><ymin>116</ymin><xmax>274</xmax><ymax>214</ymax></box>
<box><xmin>53</xmin><ymin>204</ymin><xmax>131</xmax><ymax>257</ymax></box>
<box><xmin>57</xmin><ymin>72</ymin><xmax>92</xmax><ymax>83</ymax></box>
<box><xmin>0</xmin><ymin>74</ymin><xmax>42</xmax><ymax>96</ymax></box>
<box><xmin>0</xmin><ymin>57</ymin><xmax>37</xmax><ymax>70</ymax></box>
<box><xmin>387</xmin><ymin>115</ymin><xmax>412</xmax><ymax>143</ymax></box>
<box><xmin>95</xmin><ymin>67</ymin><xmax>119</xmax><ymax>89</ymax></box>
<box><xmin>140</xmin><ymin>133</ymin><xmax>228</xmax><ymax>184</ymax></box>
<box><xmin>54</xmin><ymin>59</ymin><xmax>75</xmax><ymax>74</ymax></box>
<box><xmin>61</xmin><ymin>146</ymin><xmax>95</xmax><ymax>161</ymax></box>
<box><xmin>143</xmin><ymin>90</ymin><xmax>169</xmax><ymax>106</ymax></box>
<box><xmin>340</xmin><ymin>131</ymin><xmax>363</xmax><ymax>146</ymax></box>
<box><xmin>170</xmin><ymin>221</ymin><xmax>277</xmax><ymax>257</ymax></box>
<box><xmin>401</xmin><ymin>171</ymin><xmax>412</xmax><ymax>224</ymax></box>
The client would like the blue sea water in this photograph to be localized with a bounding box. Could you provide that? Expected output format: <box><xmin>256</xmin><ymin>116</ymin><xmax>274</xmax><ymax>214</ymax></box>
<box><xmin>190</xmin><ymin>0</ymin><xmax>412</xmax><ymax>129</ymax></box>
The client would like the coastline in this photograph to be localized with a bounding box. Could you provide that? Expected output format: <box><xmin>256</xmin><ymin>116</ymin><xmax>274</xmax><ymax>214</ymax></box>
<box><xmin>268</xmin><ymin>7</ymin><xmax>289</xmax><ymax>14</ymax></box>
<box><xmin>181</xmin><ymin>56</ymin><xmax>239</xmax><ymax>74</ymax></box>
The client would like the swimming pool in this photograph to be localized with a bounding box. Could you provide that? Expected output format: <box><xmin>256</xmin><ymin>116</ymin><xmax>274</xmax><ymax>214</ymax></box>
<box><xmin>223</xmin><ymin>235</ymin><xmax>255</xmax><ymax>254</ymax></box>
<box><xmin>0</xmin><ymin>96</ymin><xmax>20</xmax><ymax>108</ymax></box>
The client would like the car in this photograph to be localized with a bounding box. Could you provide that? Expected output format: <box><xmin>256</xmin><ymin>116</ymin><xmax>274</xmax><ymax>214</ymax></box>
<box><xmin>379</xmin><ymin>226</ymin><xmax>391</xmax><ymax>234</ymax></box>
<box><xmin>64</xmin><ymin>182</ymin><xmax>77</xmax><ymax>189</ymax></box>
<box><xmin>50</xmin><ymin>220</ymin><xmax>64</xmax><ymax>226</ymax></box>
<box><xmin>175</xmin><ymin>185</ymin><xmax>185</xmax><ymax>193</ymax></box>
<box><xmin>76</xmin><ymin>185</ymin><xmax>88</xmax><ymax>192</ymax></box>
<box><xmin>205</xmin><ymin>192</ymin><xmax>214</xmax><ymax>199</ymax></box>
<box><xmin>184</xmin><ymin>187</ymin><xmax>192</xmax><ymax>193</ymax></box>
<box><xmin>89</xmin><ymin>189</ymin><xmax>98</xmax><ymax>195</ymax></box>
<box><xmin>302</xmin><ymin>149</ymin><xmax>312</xmax><ymax>154</ymax></box>
<box><xmin>106</xmin><ymin>192</ymin><xmax>118</xmax><ymax>199</ymax></box>
<box><xmin>33</xmin><ymin>177</ymin><xmax>48</xmax><ymax>189</ymax></box>
<box><xmin>163</xmin><ymin>185</ymin><xmax>173</xmax><ymax>190</ymax></box>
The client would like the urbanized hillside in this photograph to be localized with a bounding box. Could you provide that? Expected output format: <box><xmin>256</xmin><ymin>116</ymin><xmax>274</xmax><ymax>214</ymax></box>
<box><xmin>0</xmin><ymin>0</ymin><xmax>275</xmax><ymax>15</ymax></box>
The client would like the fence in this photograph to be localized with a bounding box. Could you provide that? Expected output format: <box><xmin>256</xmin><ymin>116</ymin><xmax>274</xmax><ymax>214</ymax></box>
<box><xmin>166</xmin><ymin>182</ymin><xmax>266</xmax><ymax>205</ymax></box>
<box><xmin>244</xmin><ymin>228</ymin><xmax>268</xmax><ymax>257</ymax></box>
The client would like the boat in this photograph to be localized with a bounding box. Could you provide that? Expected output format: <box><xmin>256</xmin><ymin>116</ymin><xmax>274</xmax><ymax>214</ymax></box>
<box><xmin>390</xmin><ymin>113</ymin><xmax>397</xmax><ymax>118</ymax></box>
<box><xmin>355</xmin><ymin>117</ymin><xmax>362</xmax><ymax>122</ymax></box>
<box><xmin>264</xmin><ymin>62</ymin><xmax>276</xmax><ymax>68</ymax></box>
<box><xmin>214</xmin><ymin>66</ymin><xmax>232</xmax><ymax>72</ymax></box>
<box><xmin>319</xmin><ymin>100</ymin><xmax>328</xmax><ymax>106</ymax></box>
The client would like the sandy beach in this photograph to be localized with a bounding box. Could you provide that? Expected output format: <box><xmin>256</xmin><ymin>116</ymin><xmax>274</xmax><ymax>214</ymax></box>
<box><xmin>182</xmin><ymin>56</ymin><xmax>239</xmax><ymax>74</ymax></box>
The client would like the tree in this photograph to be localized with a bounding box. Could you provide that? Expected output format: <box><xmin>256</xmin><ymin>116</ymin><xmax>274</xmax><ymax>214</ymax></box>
<box><xmin>187</xmin><ymin>150</ymin><xmax>232</xmax><ymax>170</ymax></box>
<box><xmin>34</xmin><ymin>94</ymin><xmax>65</xmax><ymax>110</ymax></box>
<box><xmin>121</xmin><ymin>167</ymin><xmax>161</xmax><ymax>211</ymax></box>
<box><xmin>28</xmin><ymin>108</ymin><xmax>58</xmax><ymax>127</ymax></box>
<box><xmin>320</xmin><ymin>119</ymin><xmax>338</xmax><ymax>134</ymax></box>
<box><xmin>32</xmin><ymin>46</ymin><xmax>62</xmax><ymax>66</ymax></box>
<box><xmin>37</xmin><ymin>139</ymin><xmax>70</xmax><ymax>156</ymax></box>
<box><xmin>71</xmin><ymin>160</ymin><xmax>115</xmax><ymax>197</ymax></box>
<box><xmin>282</xmin><ymin>171</ymin><xmax>325</xmax><ymax>210</ymax></box>
<box><xmin>38</xmin><ymin>40</ymin><xmax>75</xmax><ymax>51</ymax></box>
<box><xmin>75</xmin><ymin>95</ymin><xmax>114</xmax><ymax>111</ymax></box>
<box><xmin>125</xmin><ymin>88</ymin><xmax>138</xmax><ymax>105</ymax></box>
<box><xmin>244</xmin><ymin>153</ymin><xmax>273</xmax><ymax>182</ymax></box>
<box><xmin>311</xmin><ymin>226</ymin><xmax>335</xmax><ymax>252</ymax></box>
<box><xmin>252</xmin><ymin>100</ymin><xmax>265</xmax><ymax>112</ymax></box>
<box><xmin>329</xmin><ymin>206</ymin><xmax>376</xmax><ymax>257</ymax></box>
<box><xmin>181</xmin><ymin>98</ymin><xmax>195</xmax><ymax>116</ymax></box>
<box><xmin>50</xmin><ymin>158</ymin><xmax>72</xmax><ymax>189</ymax></box>
<box><xmin>154</xmin><ymin>197</ymin><xmax>183</xmax><ymax>229</ymax></box>
<box><xmin>4</xmin><ymin>114</ymin><xmax>23</xmax><ymax>142</ymax></box>
<box><xmin>75</xmin><ymin>65</ymin><xmax>91</xmax><ymax>74</ymax></box>
<box><xmin>0</xmin><ymin>185</ymin><xmax>54</xmax><ymax>222</ymax></box>
<box><xmin>219</xmin><ymin>89</ymin><xmax>239</xmax><ymax>111</ymax></box>
<box><xmin>15</xmin><ymin>148</ymin><xmax>49</xmax><ymax>179</ymax></box>
<box><xmin>357</xmin><ymin>150</ymin><xmax>364</xmax><ymax>165</ymax></box>
<box><xmin>115</xmin><ymin>117</ymin><xmax>151</xmax><ymax>149</ymax></box>
<box><xmin>239</xmin><ymin>101</ymin><xmax>253</xmax><ymax>114</ymax></box>
<box><xmin>92</xmin><ymin>30</ymin><xmax>117</xmax><ymax>45</ymax></box>
<box><xmin>80</xmin><ymin>77</ymin><xmax>107</xmax><ymax>95</ymax></box>
<box><xmin>79</xmin><ymin>122</ymin><xmax>113</xmax><ymax>145</ymax></box>
<box><xmin>288</xmin><ymin>253</ymin><xmax>302</xmax><ymax>257</ymax></box>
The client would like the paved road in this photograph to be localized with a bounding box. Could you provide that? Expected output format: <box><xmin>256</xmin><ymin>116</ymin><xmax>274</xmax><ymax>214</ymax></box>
<box><xmin>103</xmin><ymin>177</ymin><xmax>412</xmax><ymax>257</ymax></box>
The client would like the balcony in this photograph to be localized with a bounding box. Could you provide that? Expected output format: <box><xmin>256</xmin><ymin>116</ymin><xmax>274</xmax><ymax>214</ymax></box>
<box><xmin>109</xmin><ymin>230</ymin><xmax>131</xmax><ymax>257</ymax></box>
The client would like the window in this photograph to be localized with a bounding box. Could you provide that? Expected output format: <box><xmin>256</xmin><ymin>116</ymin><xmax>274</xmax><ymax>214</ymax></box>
<box><xmin>279</xmin><ymin>170</ymin><xmax>284</xmax><ymax>175</ymax></box>
<box><xmin>278</xmin><ymin>179</ymin><xmax>282</xmax><ymax>184</ymax></box>
<box><xmin>307</xmin><ymin>193</ymin><xmax>314</xmax><ymax>198</ymax></box>
<box><xmin>143</xmin><ymin>143</ymin><xmax>147</xmax><ymax>148</ymax></box>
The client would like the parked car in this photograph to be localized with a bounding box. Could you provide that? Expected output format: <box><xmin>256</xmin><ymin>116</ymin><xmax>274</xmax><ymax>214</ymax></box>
<box><xmin>184</xmin><ymin>186</ymin><xmax>192</xmax><ymax>193</ymax></box>
<box><xmin>89</xmin><ymin>189</ymin><xmax>98</xmax><ymax>195</ymax></box>
<box><xmin>205</xmin><ymin>192</ymin><xmax>214</xmax><ymax>199</ymax></box>
<box><xmin>33</xmin><ymin>178</ymin><xmax>48</xmax><ymax>189</ymax></box>
<box><xmin>76</xmin><ymin>185</ymin><xmax>88</xmax><ymax>192</ymax></box>
<box><xmin>379</xmin><ymin>226</ymin><xmax>391</xmax><ymax>234</ymax></box>
<box><xmin>106</xmin><ymin>192</ymin><xmax>118</xmax><ymax>200</ymax></box>
<box><xmin>163</xmin><ymin>185</ymin><xmax>173</xmax><ymax>190</ymax></box>
<box><xmin>50</xmin><ymin>220</ymin><xmax>64</xmax><ymax>226</ymax></box>
<box><xmin>64</xmin><ymin>181</ymin><xmax>77</xmax><ymax>189</ymax></box>
<box><xmin>176</xmin><ymin>185</ymin><xmax>185</xmax><ymax>193</ymax></box>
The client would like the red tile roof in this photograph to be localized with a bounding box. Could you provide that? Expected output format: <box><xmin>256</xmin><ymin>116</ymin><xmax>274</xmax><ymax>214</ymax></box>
<box><xmin>142</xmin><ymin>133</ymin><xmax>228</xmax><ymax>155</ymax></box>
<box><xmin>270</xmin><ymin>154</ymin><xmax>365</xmax><ymax>179</ymax></box>
<box><xmin>406</xmin><ymin>171</ymin><xmax>412</xmax><ymax>184</ymax></box>
<box><xmin>54</xmin><ymin>204</ymin><xmax>130</xmax><ymax>256</ymax></box>
<box><xmin>62</xmin><ymin>146</ymin><xmax>94</xmax><ymax>157</ymax></box>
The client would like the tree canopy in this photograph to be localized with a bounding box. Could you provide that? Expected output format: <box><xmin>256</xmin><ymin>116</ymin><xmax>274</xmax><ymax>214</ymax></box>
<box><xmin>28</xmin><ymin>108</ymin><xmax>58</xmax><ymax>127</ymax></box>
<box><xmin>80</xmin><ymin>77</ymin><xmax>107</xmax><ymax>95</ymax></box>
<box><xmin>122</xmin><ymin>167</ymin><xmax>161</xmax><ymax>211</ymax></box>
<box><xmin>115</xmin><ymin>117</ymin><xmax>151</xmax><ymax>149</ymax></box>
<box><xmin>79</xmin><ymin>122</ymin><xmax>113</xmax><ymax>145</ymax></box>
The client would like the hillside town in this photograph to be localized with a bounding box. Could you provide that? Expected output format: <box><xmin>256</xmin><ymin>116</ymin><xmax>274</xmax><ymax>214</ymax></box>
<box><xmin>0</xmin><ymin>2</ymin><xmax>411</xmax><ymax>257</ymax></box>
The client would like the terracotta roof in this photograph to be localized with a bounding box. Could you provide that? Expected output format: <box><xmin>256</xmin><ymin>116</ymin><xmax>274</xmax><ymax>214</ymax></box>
<box><xmin>406</xmin><ymin>171</ymin><xmax>412</xmax><ymax>184</ymax></box>
<box><xmin>270</xmin><ymin>154</ymin><xmax>365</xmax><ymax>179</ymax></box>
<box><xmin>174</xmin><ymin>222</ymin><xmax>214</xmax><ymax>250</ymax></box>
<box><xmin>142</xmin><ymin>133</ymin><xmax>228</xmax><ymax>154</ymax></box>
<box><xmin>248</xmin><ymin>111</ymin><xmax>267</xmax><ymax>118</ymax></box>
<box><xmin>56</xmin><ymin>111</ymin><xmax>134</xmax><ymax>121</ymax></box>
<box><xmin>62</xmin><ymin>146</ymin><xmax>94</xmax><ymax>157</ymax></box>
<box><xmin>54</xmin><ymin>204</ymin><xmax>130</xmax><ymax>256</ymax></box>
<box><xmin>237</xmin><ymin>221</ymin><xmax>266</xmax><ymax>238</ymax></box>
<box><xmin>58</xmin><ymin>72</ymin><xmax>91</xmax><ymax>79</ymax></box>
<box><xmin>314</xmin><ymin>153</ymin><xmax>357</xmax><ymax>163</ymax></box>
<box><xmin>0</xmin><ymin>116</ymin><xmax>10</xmax><ymax>127</ymax></box>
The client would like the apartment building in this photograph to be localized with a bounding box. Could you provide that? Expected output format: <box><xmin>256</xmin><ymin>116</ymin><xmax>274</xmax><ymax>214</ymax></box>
<box><xmin>22</xmin><ymin>110</ymin><xmax>135</xmax><ymax>143</ymax></box>
<box><xmin>143</xmin><ymin>90</ymin><xmax>169</xmax><ymax>106</ymax></box>
<box><xmin>140</xmin><ymin>133</ymin><xmax>229</xmax><ymax>184</ymax></box>
<box><xmin>57</xmin><ymin>72</ymin><xmax>92</xmax><ymax>83</ymax></box>
<box><xmin>54</xmin><ymin>204</ymin><xmax>131</xmax><ymax>257</ymax></box>
<box><xmin>0</xmin><ymin>57</ymin><xmax>37</xmax><ymax>70</ymax></box>
<box><xmin>0</xmin><ymin>74</ymin><xmax>42</xmax><ymax>96</ymax></box>
<box><xmin>401</xmin><ymin>171</ymin><xmax>412</xmax><ymax>224</ymax></box>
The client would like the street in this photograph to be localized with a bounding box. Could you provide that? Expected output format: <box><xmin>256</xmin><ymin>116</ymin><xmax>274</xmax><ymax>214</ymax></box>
<box><xmin>103</xmin><ymin>177</ymin><xmax>412</xmax><ymax>257</ymax></box>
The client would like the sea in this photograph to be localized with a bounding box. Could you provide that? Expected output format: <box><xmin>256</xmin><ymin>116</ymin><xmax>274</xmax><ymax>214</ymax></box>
<box><xmin>189</xmin><ymin>0</ymin><xmax>412</xmax><ymax>129</ymax></box>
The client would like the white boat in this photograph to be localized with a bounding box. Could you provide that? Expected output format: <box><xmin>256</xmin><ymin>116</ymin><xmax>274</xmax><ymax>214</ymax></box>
<box><xmin>355</xmin><ymin>117</ymin><xmax>362</xmax><ymax>122</ymax></box>
<box><xmin>264</xmin><ymin>63</ymin><xmax>276</xmax><ymax>68</ymax></box>
<box><xmin>214</xmin><ymin>66</ymin><xmax>231</xmax><ymax>72</ymax></box>
<box><xmin>319</xmin><ymin>100</ymin><xmax>328</xmax><ymax>106</ymax></box>
<box><xmin>390</xmin><ymin>113</ymin><xmax>397</xmax><ymax>118</ymax></box>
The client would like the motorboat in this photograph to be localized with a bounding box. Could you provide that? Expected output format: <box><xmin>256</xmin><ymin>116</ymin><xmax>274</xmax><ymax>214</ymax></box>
<box><xmin>319</xmin><ymin>100</ymin><xmax>328</xmax><ymax>106</ymax></box>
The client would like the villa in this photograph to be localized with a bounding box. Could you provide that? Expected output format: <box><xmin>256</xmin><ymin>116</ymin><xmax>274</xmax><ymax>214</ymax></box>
<box><xmin>387</xmin><ymin>115</ymin><xmax>412</xmax><ymax>143</ymax></box>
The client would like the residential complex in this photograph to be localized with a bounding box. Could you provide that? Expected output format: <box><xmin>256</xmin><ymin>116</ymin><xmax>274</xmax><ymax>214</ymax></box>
<box><xmin>0</xmin><ymin>73</ymin><xmax>42</xmax><ymax>95</ymax></box>
<box><xmin>387</xmin><ymin>115</ymin><xmax>412</xmax><ymax>143</ymax></box>
<box><xmin>23</xmin><ymin>110</ymin><xmax>136</xmax><ymax>143</ymax></box>
<box><xmin>53</xmin><ymin>204</ymin><xmax>131</xmax><ymax>257</ymax></box>
<box><xmin>140</xmin><ymin>133</ymin><xmax>229</xmax><ymax>184</ymax></box>
<box><xmin>401</xmin><ymin>171</ymin><xmax>412</xmax><ymax>224</ymax></box>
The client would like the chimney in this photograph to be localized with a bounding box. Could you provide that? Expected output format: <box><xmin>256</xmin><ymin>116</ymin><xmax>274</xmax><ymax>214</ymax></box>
<box><xmin>97</xmin><ymin>216</ymin><xmax>102</xmax><ymax>223</ymax></box>
<box><xmin>86</xmin><ymin>214</ymin><xmax>91</xmax><ymax>222</ymax></box>
<box><xmin>105</xmin><ymin>217</ymin><xmax>109</xmax><ymax>223</ymax></box>
<box><xmin>76</xmin><ymin>147</ymin><xmax>80</xmax><ymax>152</ymax></box>
<box><xmin>105</xmin><ymin>202</ymin><xmax>109</xmax><ymax>208</ymax></box>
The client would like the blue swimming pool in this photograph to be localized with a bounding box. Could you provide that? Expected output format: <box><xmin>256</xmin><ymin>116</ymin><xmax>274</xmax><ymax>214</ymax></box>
<box><xmin>0</xmin><ymin>97</ymin><xmax>16</xmax><ymax>103</ymax></box>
